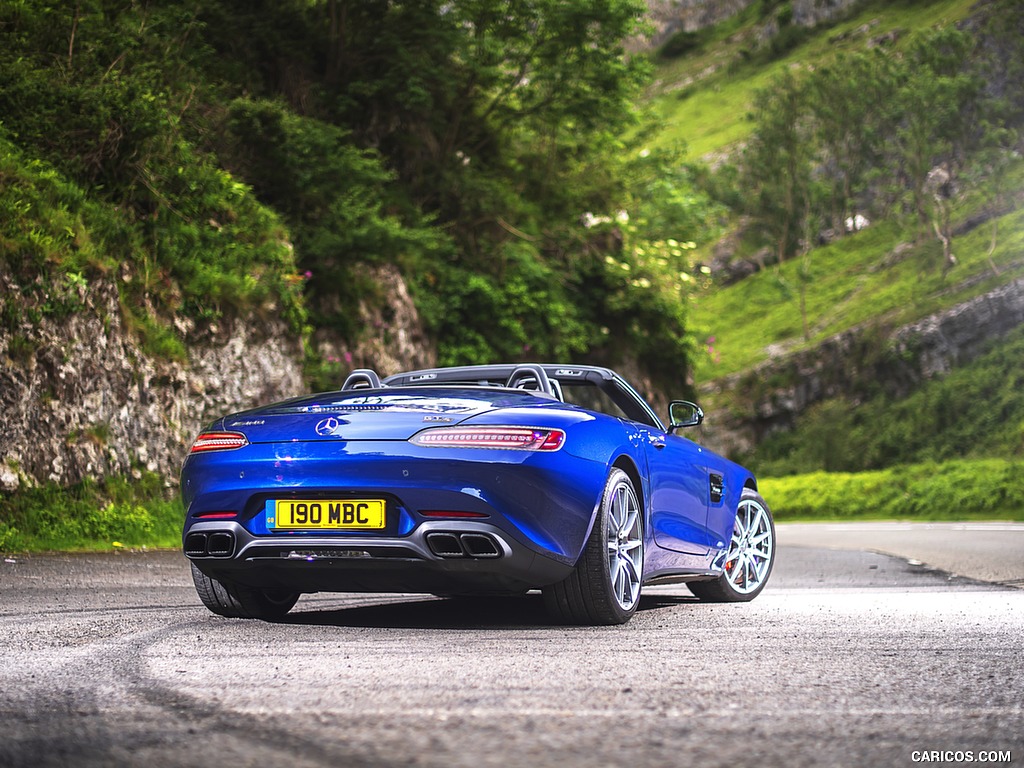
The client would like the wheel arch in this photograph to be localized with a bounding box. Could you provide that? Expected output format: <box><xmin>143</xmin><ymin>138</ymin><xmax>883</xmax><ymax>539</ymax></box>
<box><xmin>611</xmin><ymin>454</ymin><xmax>645</xmax><ymax>513</ymax></box>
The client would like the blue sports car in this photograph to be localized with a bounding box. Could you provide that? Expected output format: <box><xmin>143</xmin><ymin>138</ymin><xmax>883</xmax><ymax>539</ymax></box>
<box><xmin>181</xmin><ymin>364</ymin><xmax>775</xmax><ymax>624</ymax></box>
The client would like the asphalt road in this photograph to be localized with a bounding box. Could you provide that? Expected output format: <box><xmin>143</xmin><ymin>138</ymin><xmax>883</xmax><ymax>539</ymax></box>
<box><xmin>1</xmin><ymin>526</ymin><xmax>1021</xmax><ymax>768</ymax></box>
<box><xmin>779</xmin><ymin>522</ymin><xmax>1024</xmax><ymax>586</ymax></box>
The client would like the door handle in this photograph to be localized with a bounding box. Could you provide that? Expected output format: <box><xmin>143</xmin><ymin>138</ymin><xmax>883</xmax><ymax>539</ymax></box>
<box><xmin>650</xmin><ymin>436</ymin><xmax>666</xmax><ymax>450</ymax></box>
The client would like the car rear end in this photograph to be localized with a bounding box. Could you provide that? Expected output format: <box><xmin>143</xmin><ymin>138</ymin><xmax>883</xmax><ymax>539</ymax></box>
<box><xmin>181</xmin><ymin>388</ymin><xmax>609</xmax><ymax>596</ymax></box>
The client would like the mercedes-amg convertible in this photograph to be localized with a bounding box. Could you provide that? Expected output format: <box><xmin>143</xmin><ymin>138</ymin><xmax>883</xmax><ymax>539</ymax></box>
<box><xmin>181</xmin><ymin>363</ymin><xmax>775</xmax><ymax>624</ymax></box>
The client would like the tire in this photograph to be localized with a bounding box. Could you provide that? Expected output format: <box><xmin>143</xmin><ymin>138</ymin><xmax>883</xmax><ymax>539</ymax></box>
<box><xmin>544</xmin><ymin>468</ymin><xmax>644</xmax><ymax>625</ymax></box>
<box><xmin>688</xmin><ymin>488</ymin><xmax>775</xmax><ymax>603</ymax></box>
<box><xmin>190</xmin><ymin>562</ymin><xmax>300</xmax><ymax>620</ymax></box>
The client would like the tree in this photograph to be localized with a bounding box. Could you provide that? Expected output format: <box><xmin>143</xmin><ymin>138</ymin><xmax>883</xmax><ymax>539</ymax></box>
<box><xmin>188</xmin><ymin>0</ymin><xmax>665</xmax><ymax>374</ymax></box>
<box><xmin>741</xmin><ymin>70</ymin><xmax>816</xmax><ymax>266</ymax></box>
<box><xmin>888</xmin><ymin>27</ymin><xmax>981</xmax><ymax>273</ymax></box>
<box><xmin>807</xmin><ymin>49</ymin><xmax>897</xmax><ymax>238</ymax></box>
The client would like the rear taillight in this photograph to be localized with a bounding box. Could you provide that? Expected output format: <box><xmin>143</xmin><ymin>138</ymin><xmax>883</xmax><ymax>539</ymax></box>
<box><xmin>194</xmin><ymin>511</ymin><xmax>239</xmax><ymax>520</ymax></box>
<box><xmin>189</xmin><ymin>431</ymin><xmax>249</xmax><ymax>453</ymax></box>
<box><xmin>410</xmin><ymin>426</ymin><xmax>565</xmax><ymax>451</ymax></box>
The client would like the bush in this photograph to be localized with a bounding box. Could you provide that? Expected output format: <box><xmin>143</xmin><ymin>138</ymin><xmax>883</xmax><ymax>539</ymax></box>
<box><xmin>217</xmin><ymin>98</ymin><xmax>445</xmax><ymax>341</ymax></box>
<box><xmin>761</xmin><ymin>458</ymin><xmax>1024</xmax><ymax>521</ymax></box>
<box><xmin>0</xmin><ymin>472</ymin><xmax>182</xmax><ymax>553</ymax></box>
<box><xmin>0</xmin><ymin>6</ymin><xmax>308</xmax><ymax>344</ymax></box>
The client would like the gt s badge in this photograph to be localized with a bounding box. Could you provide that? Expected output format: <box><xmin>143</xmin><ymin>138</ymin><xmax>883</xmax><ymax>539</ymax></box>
<box><xmin>423</xmin><ymin>415</ymin><xmax>453</xmax><ymax>423</ymax></box>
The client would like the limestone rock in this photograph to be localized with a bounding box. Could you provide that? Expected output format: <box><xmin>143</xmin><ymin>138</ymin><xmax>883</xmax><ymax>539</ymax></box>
<box><xmin>0</xmin><ymin>276</ymin><xmax>303</xmax><ymax>491</ymax></box>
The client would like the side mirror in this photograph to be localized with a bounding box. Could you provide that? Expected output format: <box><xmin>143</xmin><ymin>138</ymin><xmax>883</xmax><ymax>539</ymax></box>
<box><xmin>668</xmin><ymin>400</ymin><xmax>704</xmax><ymax>433</ymax></box>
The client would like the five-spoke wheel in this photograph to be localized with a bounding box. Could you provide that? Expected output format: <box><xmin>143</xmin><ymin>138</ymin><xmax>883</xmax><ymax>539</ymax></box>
<box><xmin>689</xmin><ymin>488</ymin><xmax>775</xmax><ymax>602</ymax></box>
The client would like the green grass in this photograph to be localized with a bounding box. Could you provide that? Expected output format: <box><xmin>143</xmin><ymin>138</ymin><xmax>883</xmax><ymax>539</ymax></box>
<box><xmin>643</xmin><ymin>0</ymin><xmax>977</xmax><ymax>159</ymax></box>
<box><xmin>0</xmin><ymin>473</ymin><xmax>182</xmax><ymax>553</ymax></box>
<box><xmin>761</xmin><ymin>458</ymin><xmax>1024</xmax><ymax>521</ymax></box>
<box><xmin>690</xmin><ymin>205</ymin><xmax>1024</xmax><ymax>382</ymax></box>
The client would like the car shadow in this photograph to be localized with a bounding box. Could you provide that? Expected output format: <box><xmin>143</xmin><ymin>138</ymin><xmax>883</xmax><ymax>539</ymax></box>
<box><xmin>277</xmin><ymin>590</ymin><xmax>699</xmax><ymax>629</ymax></box>
<box><xmin>638</xmin><ymin>592</ymin><xmax>702</xmax><ymax>610</ymax></box>
<box><xmin>281</xmin><ymin>593</ymin><xmax>551</xmax><ymax>629</ymax></box>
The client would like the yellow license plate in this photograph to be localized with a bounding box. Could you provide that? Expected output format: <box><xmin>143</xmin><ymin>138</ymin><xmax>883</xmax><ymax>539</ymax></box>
<box><xmin>270</xmin><ymin>499</ymin><xmax>386</xmax><ymax>530</ymax></box>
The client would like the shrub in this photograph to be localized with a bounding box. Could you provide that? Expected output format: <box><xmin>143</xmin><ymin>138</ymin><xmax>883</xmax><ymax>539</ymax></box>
<box><xmin>761</xmin><ymin>458</ymin><xmax>1024</xmax><ymax>521</ymax></box>
<box><xmin>0</xmin><ymin>472</ymin><xmax>182</xmax><ymax>552</ymax></box>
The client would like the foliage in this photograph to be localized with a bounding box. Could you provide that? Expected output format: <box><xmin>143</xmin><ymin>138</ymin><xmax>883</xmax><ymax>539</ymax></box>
<box><xmin>806</xmin><ymin>48</ymin><xmax>897</xmax><ymax>234</ymax></box>
<box><xmin>761</xmin><ymin>458</ymin><xmax>1024</xmax><ymax>521</ymax></box>
<box><xmin>597</xmin><ymin>146</ymin><xmax>728</xmax><ymax>386</ymax></box>
<box><xmin>891</xmin><ymin>27</ymin><xmax>982</xmax><ymax>242</ymax></box>
<box><xmin>0</xmin><ymin>3</ymin><xmax>307</xmax><ymax>340</ymax></box>
<box><xmin>644</xmin><ymin>0</ymin><xmax>978</xmax><ymax>159</ymax></box>
<box><xmin>215</xmin><ymin>98</ymin><xmax>449</xmax><ymax>339</ymax></box>
<box><xmin>736</xmin><ymin>25</ymin><xmax>997</xmax><ymax>269</ymax></box>
<box><xmin>0</xmin><ymin>0</ymin><xmax>705</xmax><ymax>389</ymax></box>
<box><xmin>747</xmin><ymin>326</ymin><xmax>1024</xmax><ymax>475</ymax></box>
<box><xmin>182</xmin><ymin>0</ymin><xmax>672</xmax><ymax>373</ymax></box>
<box><xmin>0</xmin><ymin>131</ymin><xmax>116</xmax><ymax>300</ymax></box>
<box><xmin>740</xmin><ymin>69</ymin><xmax>817</xmax><ymax>263</ymax></box>
<box><xmin>0</xmin><ymin>472</ymin><xmax>182</xmax><ymax>552</ymax></box>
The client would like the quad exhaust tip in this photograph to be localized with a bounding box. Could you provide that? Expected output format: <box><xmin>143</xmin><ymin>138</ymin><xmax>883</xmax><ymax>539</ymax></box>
<box><xmin>426</xmin><ymin>532</ymin><xmax>502</xmax><ymax>559</ymax></box>
<box><xmin>184</xmin><ymin>531</ymin><xmax>236</xmax><ymax>558</ymax></box>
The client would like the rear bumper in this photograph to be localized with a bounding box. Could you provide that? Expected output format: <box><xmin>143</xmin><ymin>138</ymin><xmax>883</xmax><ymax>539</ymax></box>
<box><xmin>185</xmin><ymin>519</ymin><xmax>574</xmax><ymax>594</ymax></box>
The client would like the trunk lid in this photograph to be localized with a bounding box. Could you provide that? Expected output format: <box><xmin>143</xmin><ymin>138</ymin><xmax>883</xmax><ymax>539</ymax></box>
<box><xmin>219</xmin><ymin>388</ymin><xmax>551</xmax><ymax>443</ymax></box>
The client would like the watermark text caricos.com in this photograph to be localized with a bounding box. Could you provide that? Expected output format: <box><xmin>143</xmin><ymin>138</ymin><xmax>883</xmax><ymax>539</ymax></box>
<box><xmin>911</xmin><ymin>751</ymin><xmax>1012</xmax><ymax>764</ymax></box>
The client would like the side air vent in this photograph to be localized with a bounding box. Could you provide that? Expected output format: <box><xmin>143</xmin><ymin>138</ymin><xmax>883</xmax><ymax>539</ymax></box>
<box><xmin>709</xmin><ymin>474</ymin><xmax>725</xmax><ymax>504</ymax></box>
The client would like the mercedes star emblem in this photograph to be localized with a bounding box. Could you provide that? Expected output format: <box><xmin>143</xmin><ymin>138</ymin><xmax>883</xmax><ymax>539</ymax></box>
<box><xmin>314</xmin><ymin>417</ymin><xmax>341</xmax><ymax>437</ymax></box>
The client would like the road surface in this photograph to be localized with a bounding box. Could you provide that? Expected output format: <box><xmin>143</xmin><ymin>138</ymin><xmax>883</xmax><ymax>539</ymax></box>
<box><xmin>779</xmin><ymin>521</ymin><xmax>1024</xmax><ymax>586</ymax></box>
<box><xmin>1</xmin><ymin>525</ymin><xmax>1021</xmax><ymax>768</ymax></box>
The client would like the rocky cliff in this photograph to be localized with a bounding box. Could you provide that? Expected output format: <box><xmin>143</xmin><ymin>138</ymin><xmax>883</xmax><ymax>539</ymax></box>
<box><xmin>639</xmin><ymin>0</ymin><xmax>756</xmax><ymax>49</ymax></box>
<box><xmin>698</xmin><ymin>277</ymin><xmax>1024</xmax><ymax>457</ymax></box>
<box><xmin>637</xmin><ymin>0</ymin><xmax>864</xmax><ymax>50</ymax></box>
<box><xmin>0</xmin><ymin>264</ymin><xmax>433</xmax><ymax>492</ymax></box>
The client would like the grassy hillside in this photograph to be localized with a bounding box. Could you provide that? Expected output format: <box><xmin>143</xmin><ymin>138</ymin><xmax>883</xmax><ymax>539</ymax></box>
<box><xmin>640</xmin><ymin>0</ymin><xmax>1024</xmax><ymax>520</ymax></box>
<box><xmin>645</xmin><ymin>0</ymin><xmax>977</xmax><ymax>159</ymax></box>
<box><xmin>640</xmin><ymin>0</ymin><xmax>1023</xmax><ymax>385</ymax></box>
<box><xmin>690</xmin><ymin>204</ymin><xmax>1024</xmax><ymax>382</ymax></box>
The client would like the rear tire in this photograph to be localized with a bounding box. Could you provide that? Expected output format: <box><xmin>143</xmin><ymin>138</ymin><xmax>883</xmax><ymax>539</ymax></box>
<box><xmin>543</xmin><ymin>468</ymin><xmax>644</xmax><ymax>625</ymax></box>
<box><xmin>190</xmin><ymin>562</ymin><xmax>299</xmax><ymax>620</ymax></box>
<box><xmin>688</xmin><ymin>488</ymin><xmax>775</xmax><ymax>603</ymax></box>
